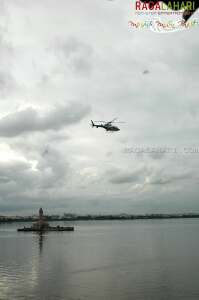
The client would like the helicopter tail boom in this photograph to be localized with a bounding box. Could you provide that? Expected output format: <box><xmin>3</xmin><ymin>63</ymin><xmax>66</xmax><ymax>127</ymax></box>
<box><xmin>91</xmin><ymin>120</ymin><xmax>99</xmax><ymax>128</ymax></box>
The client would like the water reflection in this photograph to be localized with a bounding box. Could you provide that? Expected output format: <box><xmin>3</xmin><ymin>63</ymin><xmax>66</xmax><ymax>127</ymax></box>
<box><xmin>0</xmin><ymin>220</ymin><xmax>199</xmax><ymax>300</ymax></box>
<box><xmin>37</xmin><ymin>232</ymin><xmax>45</xmax><ymax>255</ymax></box>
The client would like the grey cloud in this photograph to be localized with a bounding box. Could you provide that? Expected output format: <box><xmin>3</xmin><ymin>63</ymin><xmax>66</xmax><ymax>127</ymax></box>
<box><xmin>0</xmin><ymin>0</ymin><xmax>198</xmax><ymax>214</ymax></box>
<box><xmin>56</xmin><ymin>37</ymin><xmax>94</xmax><ymax>75</ymax></box>
<box><xmin>0</xmin><ymin>146</ymin><xmax>71</xmax><ymax>202</ymax></box>
<box><xmin>109</xmin><ymin>165</ymin><xmax>192</xmax><ymax>188</ymax></box>
<box><xmin>149</xmin><ymin>151</ymin><xmax>165</xmax><ymax>160</ymax></box>
<box><xmin>0</xmin><ymin>26</ymin><xmax>16</xmax><ymax>97</ymax></box>
<box><xmin>147</xmin><ymin>170</ymin><xmax>191</xmax><ymax>186</ymax></box>
<box><xmin>0</xmin><ymin>71</ymin><xmax>15</xmax><ymax>96</ymax></box>
<box><xmin>37</xmin><ymin>146</ymin><xmax>70</xmax><ymax>188</ymax></box>
<box><xmin>143</xmin><ymin>70</ymin><xmax>150</xmax><ymax>75</ymax></box>
<box><xmin>0</xmin><ymin>102</ymin><xmax>90</xmax><ymax>137</ymax></box>
<box><xmin>110</xmin><ymin>173</ymin><xmax>139</xmax><ymax>184</ymax></box>
<box><xmin>0</xmin><ymin>160</ymin><xmax>37</xmax><ymax>197</ymax></box>
<box><xmin>109</xmin><ymin>167</ymin><xmax>147</xmax><ymax>185</ymax></box>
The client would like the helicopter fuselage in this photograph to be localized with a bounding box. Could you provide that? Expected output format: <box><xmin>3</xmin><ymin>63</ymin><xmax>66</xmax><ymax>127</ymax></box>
<box><xmin>95</xmin><ymin>124</ymin><xmax>120</xmax><ymax>131</ymax></box>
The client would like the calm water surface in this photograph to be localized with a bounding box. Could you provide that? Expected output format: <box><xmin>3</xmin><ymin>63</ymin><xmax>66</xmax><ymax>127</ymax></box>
<box><xmin>0</xmin><ymin>219</ymin><xmax>199</xmax><ymax>300</ymax></box>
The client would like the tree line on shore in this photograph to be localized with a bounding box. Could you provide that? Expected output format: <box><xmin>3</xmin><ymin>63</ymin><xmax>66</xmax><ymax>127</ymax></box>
<box><xmin>1</xmin><ymin>213</ymin><xmax>199</xmax><ymax>223</ymax></box>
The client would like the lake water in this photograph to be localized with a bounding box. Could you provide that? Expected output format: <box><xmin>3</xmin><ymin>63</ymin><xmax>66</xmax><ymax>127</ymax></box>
<box><xmin>0</xmin><ymin>219</ymin><xmax>199</xmax><ymax>300</ymax></box>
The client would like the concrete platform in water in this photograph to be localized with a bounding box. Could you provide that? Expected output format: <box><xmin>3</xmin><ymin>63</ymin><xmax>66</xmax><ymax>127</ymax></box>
<box><xmin>17</xmin><ymin>208</ymin><xmax>74</xmax><ymax>232</ymax></box>
<box><xmin>17</xmin><ymin>226</ymin><xmax>74</xmax><ymax>232</ymax></box>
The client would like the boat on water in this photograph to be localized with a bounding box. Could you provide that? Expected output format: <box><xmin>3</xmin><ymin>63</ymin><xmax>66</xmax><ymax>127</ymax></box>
<box><xmin>17</xmin><ymin>208</ymin><xmax>74</xmax><ymax>232</ymax></box>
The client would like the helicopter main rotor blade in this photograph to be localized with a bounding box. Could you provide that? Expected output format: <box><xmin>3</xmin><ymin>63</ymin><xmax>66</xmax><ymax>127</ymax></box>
<box><xmin>94</xmin><ymin>121</ymin><xmax>106</xmax><ymax>123</ymax></box>
<box><xmin>111</xmin><ymin>121</ymin><xmax>126</xmax><ymax>124</ymax></box>
<box><xmin>110</xmin><ymin>117</ymin><xmax>117</xmax><ymax>123</ymax></box>
<box><xmin>93</xmin><ymin>119</ymin><xmax>126</xmax><ymax>124</ymax></box>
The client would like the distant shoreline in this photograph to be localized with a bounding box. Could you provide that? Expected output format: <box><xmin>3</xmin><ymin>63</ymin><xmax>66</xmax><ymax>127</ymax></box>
<box><xmin>1</xmin><ymin>214</ymin><xmax>199</xmax><ymax>223</ymax></box>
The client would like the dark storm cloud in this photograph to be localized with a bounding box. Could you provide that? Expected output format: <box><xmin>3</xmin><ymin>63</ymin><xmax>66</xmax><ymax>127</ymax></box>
<box><xmin>0</xmin><ymin>102</ymin><xmax>90</xmax><ymax>137</ymax></box>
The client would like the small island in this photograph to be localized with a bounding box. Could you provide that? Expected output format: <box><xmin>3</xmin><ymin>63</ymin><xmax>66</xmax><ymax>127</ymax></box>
<box><xmin>17</xmin><ymin>208</ymin><xmax>74</xmax><ymax>232</ymax></box>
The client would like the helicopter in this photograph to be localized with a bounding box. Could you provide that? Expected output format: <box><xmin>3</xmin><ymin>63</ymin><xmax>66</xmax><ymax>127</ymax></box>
<box><xmin>91</xmin><ymin>118</ymin><xmax>124</xmax><ymax>132</ymax></box>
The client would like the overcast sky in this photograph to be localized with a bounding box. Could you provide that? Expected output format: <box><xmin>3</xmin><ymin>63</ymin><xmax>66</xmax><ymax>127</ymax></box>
<box><xmin>0</xmin><ymin>0</ymin><xmax>198</xmax><ymax>215</ymax></box>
